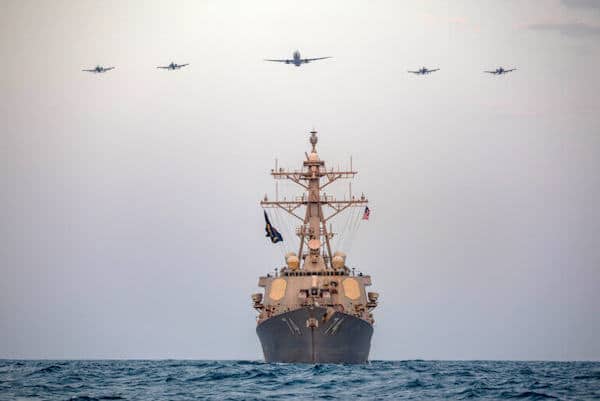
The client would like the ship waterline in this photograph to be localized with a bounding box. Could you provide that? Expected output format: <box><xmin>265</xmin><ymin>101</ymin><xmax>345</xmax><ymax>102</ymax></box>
<box><xmin>253</xmin><ymin>130</ymin><xmax>378</xmax><ymax>364</ymax></box>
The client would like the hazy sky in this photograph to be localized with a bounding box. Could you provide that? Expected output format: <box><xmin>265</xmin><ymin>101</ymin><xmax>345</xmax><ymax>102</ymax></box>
<box><xmin>1</xmin><ymin>0</ymin><xmax>599</xmax><ymax>361</ymax></box>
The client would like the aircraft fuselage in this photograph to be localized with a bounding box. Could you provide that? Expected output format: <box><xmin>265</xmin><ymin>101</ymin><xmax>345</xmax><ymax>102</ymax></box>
<box><xmin>291</xmin><ymin>51</ymin><xmax>302</xmax><ymax>67</ymax></box>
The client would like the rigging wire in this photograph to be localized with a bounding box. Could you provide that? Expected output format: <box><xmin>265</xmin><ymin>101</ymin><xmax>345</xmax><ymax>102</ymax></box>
<box><xmin>345</xmin><ymin>205</ymin><xmax>363</xmax><ymax>253</ymax></box>
<box><xmin>271</xmin><ymin>208</ymin><xmax>287</xmax><ymax>261</ymax></box>
<box><xmin>337</xmin><ymin>206</ymin><xmax>353</xmax><ymax>252</ymax></box>
<box><xmin>272</xmin><ymin>207</ymin><xmax>289</xmax><ymax>254</ymax></box>
<box><xmin>278</xmin><ymin>180</ymin><xmax>295</xmax><ymax>250</ymax></box>
<box><xmin>288</xmin><ymin>212</ymin><xmax>301</xmax><ymax>253</ymax></box>
<box><xmin>271</xmin><ymin>191</ymin><xmax>299</xmax><ymax>255</ymax></box>
<box><xmin>333</xmin><ymin>203</ymin><xmax>352</xmax><ymax>252</ymax></box>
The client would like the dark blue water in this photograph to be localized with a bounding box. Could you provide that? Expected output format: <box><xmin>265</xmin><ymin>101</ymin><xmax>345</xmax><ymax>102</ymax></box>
<box><xmin>1</xmin><ymin>360</ymin><xmax>598</xmax><ymax>400</ymax></box>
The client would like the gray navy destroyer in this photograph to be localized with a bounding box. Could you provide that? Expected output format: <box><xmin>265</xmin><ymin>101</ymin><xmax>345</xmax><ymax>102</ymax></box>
<box><xmin>252</xmin><ymin>130</ymin><xmax>379</xmax><ymax>364</ymax></box>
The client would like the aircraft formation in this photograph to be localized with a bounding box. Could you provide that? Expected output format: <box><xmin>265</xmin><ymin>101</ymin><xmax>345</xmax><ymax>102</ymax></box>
<box><xmin>82</xmin><ymin>62</ymin><xmax>190</xmax><ymax>73</ymax></box>
<box><xmin>405</xmin><ymin>66</ymin><xmax>516</xmax><ymax>76</ymax></box>
<box><xmin>82</xmin><ymin>50</ymin><xmax>517</xmax><ymax>77</ymax></box>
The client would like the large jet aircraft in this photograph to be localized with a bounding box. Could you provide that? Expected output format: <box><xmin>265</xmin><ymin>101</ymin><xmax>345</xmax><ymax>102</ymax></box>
<box><xmin>82</xmin><ymin>65</ymin><xmax>115</xmax><ymax>73</ymax></box>
<box><xmin>484</xmin><ymin>67</ymin><xmax>516</xmax><ymax>75</ymax></box>
<box><xmin>265</xmin><ymin>50</ymin><xmax>331</xmax><ymax>67</ymax></box>
<box><xmin>408</xmin><ymin>67</ymin><xmax>440</xmax><ymax>75</ymax></box>
<box><xmin>157</xmin><ymin>62</ymin><xmax>189</xmax><ymax>70</ymax></box>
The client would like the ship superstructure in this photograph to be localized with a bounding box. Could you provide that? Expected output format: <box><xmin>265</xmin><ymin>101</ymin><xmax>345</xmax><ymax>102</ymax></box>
<box><xmin>252</xmin><ymin>130</ymin><xmax>379</xmax><ymax>364</ymax></box>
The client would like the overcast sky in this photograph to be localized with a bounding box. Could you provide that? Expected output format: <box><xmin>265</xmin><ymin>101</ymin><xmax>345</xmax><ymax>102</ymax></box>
<box><xmin>1</xmin><ymin>0</ymin><xmax>599</xmax><ymax>361</ymax></box>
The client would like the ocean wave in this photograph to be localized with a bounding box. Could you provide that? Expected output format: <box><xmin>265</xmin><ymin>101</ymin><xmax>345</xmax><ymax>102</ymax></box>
<box><xmin>69</xmin><ymin>395</ymin><xmax>125</xmax><ymax>401</ymax></box>
<box><xmin>404</xmin><ymin>378</ymin><xmax>425</xmax><ymax>388</ymax></box>
<box><xmin>573</xmin><ymin>371</ymin><xmax>600</xmax><ymax>380</ymax></box>
<box><xmin>501</xmin><ymin>390</ymin><xmax>558</xmax><ymax>400</ymax></box>
<box><xmin>29</xmin><ymin>364</ymin><xmax>63</xmax><ymax>375</ymax></box>
<box><xmin>0</xmin><ymin>360</ymin><xmax>596</xmax><ymax>401</ymax></box>
<box><xmin>454</xmin><ymin>387</ymin><xmax>482</xmax><ymax>399</ymax></box>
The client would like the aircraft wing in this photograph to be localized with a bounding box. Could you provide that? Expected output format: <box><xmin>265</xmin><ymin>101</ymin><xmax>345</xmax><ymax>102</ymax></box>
<box><xmin>157</xmin><ymin>66</ymin><xmax>170</xmax><ymax>69</ymax></box>
<box><xmin>407</xmin><ymin>71</ymin><xmax>419</xmax><ymax>73</ymax></box>
<box><xmin>104</xmin><ymin>67</ymin><xmax>115</xmax><ymax>71</ymax></box>
<box><xmin>302</xmin><ymin>57</ymin><xmax>331</xmax><ymax>63</ymax></box>
<box><xmin>484</xmin><ymin>71</ymin><xmax>496</xmax><ymax>73</ymax></box>
<box><xmin>430</xmin><ymin>69</ymin><xmax>440</xmax><ymax>72</ymax></box>
<box><xmin>180</xmin><ymin>63</ymin><xmax>189</xmax><ymax>67</ymax></box>
<box><xmin>505</xmin><ymin>68</ymin><xmax>516</xmax><ymax>72</ymax></box>
<box><xmin>82</xmin><ymin>69</ymin><xmax>96</xmax><ymax>72</ymax></box>
<box><xmin>265</xmin><ymin>59</ymin><xmax>292</xmax><ymax>63</ymax></box>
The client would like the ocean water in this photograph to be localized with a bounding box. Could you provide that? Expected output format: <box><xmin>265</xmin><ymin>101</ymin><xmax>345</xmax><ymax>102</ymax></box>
<box><xmin>0</xmin><ymin>360</ymin><xmax>598</xmax><ymax>401</ymax></box>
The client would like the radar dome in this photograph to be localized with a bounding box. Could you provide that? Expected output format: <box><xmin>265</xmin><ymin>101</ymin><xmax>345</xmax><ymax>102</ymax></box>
<box><xmin>286</xmin><ymin>255</ymin><xmax>300</xmax><ymax>270</ymax></box>
<box><xmin>308</xmin><ymin>239</ymin><xmax>321</xmax><ymax>250</ymax></box>
<box><xmin>333</xmin><ymin>251</ymin><xmax>346</xmax><ymax>260</ymax></box>
<box><xmin>332</xmin><ymin>255</ymin><xmax>345</xmax><ymax>270</ymax></box>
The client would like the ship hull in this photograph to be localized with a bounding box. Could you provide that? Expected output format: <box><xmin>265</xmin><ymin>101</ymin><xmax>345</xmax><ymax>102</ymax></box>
<box><xmin>256</xmin><ymin>306</ymin><xmax>373</xmax><ymax>364</ymax></box>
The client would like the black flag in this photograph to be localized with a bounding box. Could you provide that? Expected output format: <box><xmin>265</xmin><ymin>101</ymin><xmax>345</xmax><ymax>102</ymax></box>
<box><xmin>264</xmin><ymin>211</ymin><xmax>283</xmax><ymax>243</ymax></box>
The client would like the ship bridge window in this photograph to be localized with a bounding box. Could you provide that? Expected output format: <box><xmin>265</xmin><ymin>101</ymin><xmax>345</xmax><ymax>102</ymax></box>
<box><xmin>283</xmin><ymin>271</ymin><xmax>347</xmax><ymax>277</ymax></box>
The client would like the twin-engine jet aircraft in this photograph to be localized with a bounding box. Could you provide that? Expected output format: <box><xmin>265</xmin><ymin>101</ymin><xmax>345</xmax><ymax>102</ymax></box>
<box><xmin>485</xmin><ymin>67</ymin><xmax>516</xmax><ymax>75</ymax></box>
<box><xmin>82</xmin><ymin>65</ymin><xmax>115</xmax><ymax>73</ymax></box>
<box><xmin>157</xmin><ymin>62</ymin><xmax>189</xmax><ymax>70</ymax></box>
<box><xmin>408</xmin><ymin>67</ymin><xmax>440</xmax><ymax>75</ymax></box>
<box><xmin>265</xmin><ymin>50</ymin><xmax>331</xmax><ymax>67</ymax></box>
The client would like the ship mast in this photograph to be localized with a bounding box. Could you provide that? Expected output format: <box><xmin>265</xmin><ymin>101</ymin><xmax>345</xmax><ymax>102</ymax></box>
<box><xmin>261</xmin><ymin>130</ymin><xmax>368</xmax><ymax>271</ymax></box>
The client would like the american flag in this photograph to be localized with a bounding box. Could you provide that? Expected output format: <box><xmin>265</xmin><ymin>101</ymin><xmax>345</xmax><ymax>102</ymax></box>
<box><xmin>362</xmin><ymin>206</ymin><xmax>370</xmax><ymax>220</ymax></box>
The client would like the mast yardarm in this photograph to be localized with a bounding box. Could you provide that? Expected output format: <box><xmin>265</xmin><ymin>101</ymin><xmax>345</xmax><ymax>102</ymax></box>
<box><xmin>261</xmin><ymin>130</ymin><xmax>368</xmax><ymax>271</ymax></box>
